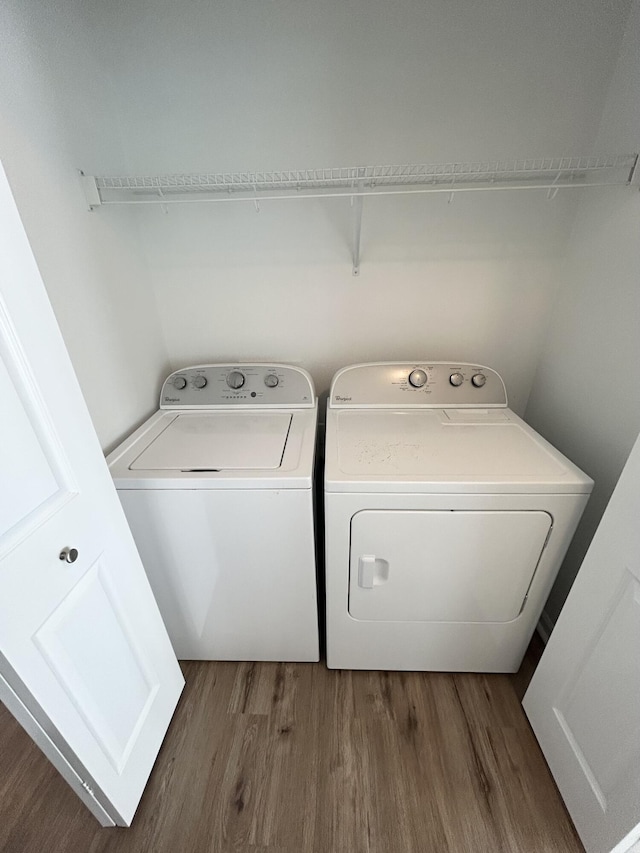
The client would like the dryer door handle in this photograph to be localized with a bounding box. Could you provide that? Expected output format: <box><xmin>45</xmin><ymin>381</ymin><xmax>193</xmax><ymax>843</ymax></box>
<box><xmin>358</xmin><ymin>555</ymin><xmax>389</xmax><ymax>589</ymax></box>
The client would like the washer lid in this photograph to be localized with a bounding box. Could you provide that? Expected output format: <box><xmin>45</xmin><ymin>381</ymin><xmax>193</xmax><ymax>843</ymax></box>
<box><xmin>129</xmin><ymin>412</ymin><xmax>292</xmax><ymax>471</ymax></box>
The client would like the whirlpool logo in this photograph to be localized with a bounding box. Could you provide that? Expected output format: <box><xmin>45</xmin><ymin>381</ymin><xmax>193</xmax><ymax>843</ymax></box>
<box><xmin>335</xmin><ymin>395</ymin><xmax>352</xmax><ymax>402</ymax></box>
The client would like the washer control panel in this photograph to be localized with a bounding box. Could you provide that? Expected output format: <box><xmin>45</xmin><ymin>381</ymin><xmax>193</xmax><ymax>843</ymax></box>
<box><xmin>330</xmin><ymin>363</ymin><xmax>507</xmax><ymax>408</ymax></box>
<box><xmin>161</xmin><ymin>364</ymin><xmax>315</xmax><ymax>408</ymax></box>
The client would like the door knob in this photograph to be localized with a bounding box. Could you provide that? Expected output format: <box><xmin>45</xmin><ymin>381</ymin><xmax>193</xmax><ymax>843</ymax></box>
<box><xmin>59</xmin><ymin>547</ymin><xmax>79</xmax><ymax>564</ymax></box>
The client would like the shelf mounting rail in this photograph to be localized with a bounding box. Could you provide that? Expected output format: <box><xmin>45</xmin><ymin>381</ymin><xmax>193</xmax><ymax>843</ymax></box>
<box><xmin>80</xmin><ymin>154</ymin><xmax>638</xmax><ymax>275</ymax></box>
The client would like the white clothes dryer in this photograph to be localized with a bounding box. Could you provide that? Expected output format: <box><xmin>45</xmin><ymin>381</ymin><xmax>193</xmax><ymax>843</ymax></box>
<box><xmin>324</xmin><ymin>362</ymin><xmax>593</xmax><ymax>672</ymax></box>
<box><xmin>108</xmin><ymin>364</ymin><xmax>319</xmax><ymax>662</ymax></box>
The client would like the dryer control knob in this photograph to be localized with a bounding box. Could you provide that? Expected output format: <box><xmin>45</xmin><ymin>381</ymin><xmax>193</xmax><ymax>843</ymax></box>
<box><xmin>471</xmin><ymin>373</ymin><xmax>487</xmax><ymax>388</ymax></box>
<box><xmin>193</xmin><ymin>375</ymin><xmax>208</xmax><ymax>389</ymax></box>
<box><xmin>264</xmin><ymin>374</ymin><xmax>279</xmax><ymax>388</ymax></box>
<box><xmin>449</xmin><ymin>373</ymin><xmax>464</xmax><ymax>387</ymax></box>
<box><xmin>408</xmin><ymin>368</ymin><xmax>428</xmax><ymax>388</ymax></box>
<box><xmin>173</xmin><ymin>376</ymin><xmax>187</xmax><ymax>390</ymax></box>
<box><xmin>227</xmin><ymin>371</ymin><xmax>245</xmax><ymax>390</ymax></box>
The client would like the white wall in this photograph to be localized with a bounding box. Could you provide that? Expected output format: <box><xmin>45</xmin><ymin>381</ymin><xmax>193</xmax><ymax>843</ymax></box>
<box><xmin>524</xmin><ymin>0</ymin><xmax>640</xmax><ymax>624</ymax></box>
<box><xmin>84</xmin><ymin>0</ymin><xmax>630</xmax><ymax>410</ymax></box>
<box><xmin>140</xmin><ymin>193</ymin><xmax>568</xmax><ymax>412</ymax></box>
<box><xmin>91</xmin><ymin>0</ymin><xmax>629</xmax><ymax>171</ymax></box>
<box><xmin>0</xmin><ymin>1</ymin><xmax>171</xmax><ymax>453</ymax></box>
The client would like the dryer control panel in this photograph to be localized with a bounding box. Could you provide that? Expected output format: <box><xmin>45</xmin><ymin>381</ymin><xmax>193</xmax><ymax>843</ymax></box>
<box><xmin>161</xmin><ymin>364</ymin><xmax>315</xmax><ymax>408</ymax></box>
<box><xmin>330</xmin><ymin>362</ymin><xmax>507</xmax><ymax>408</ymax></box>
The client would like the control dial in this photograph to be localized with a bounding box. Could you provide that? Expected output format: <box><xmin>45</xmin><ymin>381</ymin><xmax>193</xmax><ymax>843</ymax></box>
<box><xmin>264</xmin><ymin>374</ymin><xmax>279</xmax><ymax>388</ymax></box>
<box><xmin>471</xmin><ymin>373</ymin><xmax>487</xmax><ymax>388</ymax></box>
<box><xmin>227</xmin><ymin>370</ymin><xmax>245</xmax><ymax>390</ymax></box>
<box><xmin>408</xmin><ymin>368</ymin><xmax>428</xmax><ymax>388</ymax></box>
<box><xmin>193</xmin><ymin>375</ymin><xmax>207</xmax><ymax>389</ymax></box>
<box><xmin>449</xmin><ymin>372</ymin><xmax>464</xmax><ymax>387</ymax></box>
<box><xmin>172</xmin><ymin>376</ymin><xmax>187</xmax><ymax>390</ymax></box>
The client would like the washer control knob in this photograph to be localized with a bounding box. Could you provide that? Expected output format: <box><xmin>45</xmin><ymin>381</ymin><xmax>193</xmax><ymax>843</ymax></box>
<box><xmin>449</xmin><ymin>372</ymin><xmax>464</xmax><ymax>387</ymax></box>
<box><xmin>264</xmin><ymin>374</ymin><xmax>279</xmax><ymax>388</ymax></box>
<box><xmin>193</xmin><ymin>375</ymin><xmax>208</xmax><ymax>389</ymax></box>
<box><xmin>471</xmin><ymin>373</ymin><xmax>487</xmax><ymax>388</ymax></box>
<box><xmin>227</xmin><ymin>370</ymin><xmax>245</xmax><ymax>390</ymax></box>
<box><xmin>408</xmin><ymin>369</ymin><xmax>428</xmax><ymax>388</ymax></box>
<box><xmin>173</xmin><ymin>376</ymin><xmax>187</xmax><ymax>390</ymax></box>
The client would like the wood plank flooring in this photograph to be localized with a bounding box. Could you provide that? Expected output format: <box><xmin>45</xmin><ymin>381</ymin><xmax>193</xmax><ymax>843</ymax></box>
<box><xmin>0</xmin><ymin>659</ymin><xmax>583</xmax><ymax>853</ymax></box>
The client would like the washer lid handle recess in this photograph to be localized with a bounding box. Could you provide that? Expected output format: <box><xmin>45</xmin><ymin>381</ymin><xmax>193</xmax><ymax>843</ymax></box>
<box><xmin>160</xmin><ymin>364</ymin><xmax>316</xmax><ymax>410</ymax></box>
<box><xmin>329</xmin><ymin>362</ymin><xmax>507</xmax><ymax>409</ymax></box>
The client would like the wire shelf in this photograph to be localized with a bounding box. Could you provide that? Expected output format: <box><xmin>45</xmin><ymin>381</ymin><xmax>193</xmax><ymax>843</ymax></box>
<box><xmin>79</xmin><ymin>154</ymin><xmax>638</xmax><ymax>276</ymax></box>
<box><xmin>85</xmin><ymin>154</ymin><xmax>638</xmax><ymax>206</ymax></box>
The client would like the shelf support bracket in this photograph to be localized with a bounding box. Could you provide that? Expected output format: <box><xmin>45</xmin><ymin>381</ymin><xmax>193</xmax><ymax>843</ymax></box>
<box><xmin>79</xmin><ymin>172</ymin><xmax>101</xmax><ymax>211</ymax></box>
<box><xmin>547</xmin><ymin>171</ymin><xmax>562</xmax><ymax>200</ymax></box>
<box><xmin>351</xmin><ymin>182</ymin><xmax>364</xmax><ymax>276</ymax></box>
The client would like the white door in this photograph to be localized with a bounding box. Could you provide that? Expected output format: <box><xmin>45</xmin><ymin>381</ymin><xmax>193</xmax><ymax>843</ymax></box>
<box><xmin>524</xmin><ymin>433</ymin><xmax>640</xmax><ymax>853</ymax></box>
<box><xmin>0</xmin><ymin>163</ymin><xmax>184</xmax><ymax>826</ymax></box>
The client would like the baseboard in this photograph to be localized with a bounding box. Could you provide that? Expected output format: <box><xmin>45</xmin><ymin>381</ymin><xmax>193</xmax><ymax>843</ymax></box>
<box><xmin>536</xmin><ymin>609</ymin><xmax>555</xmax><ymax>645</ymax></box>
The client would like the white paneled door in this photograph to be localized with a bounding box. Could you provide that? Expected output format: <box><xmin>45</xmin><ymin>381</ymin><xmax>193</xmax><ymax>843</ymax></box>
<box><xmin>524</xmin><ymin>433</ymin><xmax>640</xmax><ymax>853</ymax></box>
<box><xmin>0</xmin><ymin>163</ymin><xmax>184</xmax><ymax>826</ymax></box>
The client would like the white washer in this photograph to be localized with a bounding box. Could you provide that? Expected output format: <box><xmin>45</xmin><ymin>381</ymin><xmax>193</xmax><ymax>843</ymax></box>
<box><xmin>324</xmin><ymin>362</ymin><xmax>593</xmax><ymax>672</ymax></box>
<box><xmin>108</xmin><ymin>363</ymin><xmax>319</xmax><ymax>662</ymax></box>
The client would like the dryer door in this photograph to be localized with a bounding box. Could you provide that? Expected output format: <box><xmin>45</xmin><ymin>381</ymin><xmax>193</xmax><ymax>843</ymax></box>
<box><xmin>348</xmin><ymin>510</ymin><xmax>552</xmax><ymax>623</ymax></box>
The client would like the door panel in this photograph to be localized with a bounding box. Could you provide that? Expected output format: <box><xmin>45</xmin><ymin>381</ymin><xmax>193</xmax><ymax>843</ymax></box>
<box><xmin>349</xmin><ymin>510</ymin><xmax>551</xmax><ymax>622</ymax></box>
<box><xmin>0</xmin><ymin>352</ymin><xmax>59</xmax><ymax>531</ymax></box>
<box><xmin>34</xmin><ymin>561</ymin><xmax>160</xmax><ymax>773</ymax></box>
<box><xmin>554</xmin><ymin>572</ymin><xmax>640</xmax><ymax>811</ymax></box>
<box><xmin>0</xmin><ymin>303</ymin><xmax>77</xmax><ymax>551</ymax></box>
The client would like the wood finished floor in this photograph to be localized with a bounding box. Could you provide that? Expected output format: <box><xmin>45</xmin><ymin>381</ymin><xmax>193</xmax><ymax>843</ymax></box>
<box><xmin>0</xmin><ymin>658</ymin><xmax>582</xmax><ymax>853</ymax></box>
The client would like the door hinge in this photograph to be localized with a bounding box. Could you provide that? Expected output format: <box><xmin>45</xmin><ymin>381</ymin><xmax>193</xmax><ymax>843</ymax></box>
<box><xmin>81</xmin><ymin>780</ymin><xmax>96</xmax><ymax>798</ymax></box>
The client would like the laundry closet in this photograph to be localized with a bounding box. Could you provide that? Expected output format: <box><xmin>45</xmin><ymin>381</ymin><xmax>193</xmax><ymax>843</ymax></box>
<box><xmin>0</xmin><ymin>0</ymin><xmax>639</xmax><ymax>849</ymax></box>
